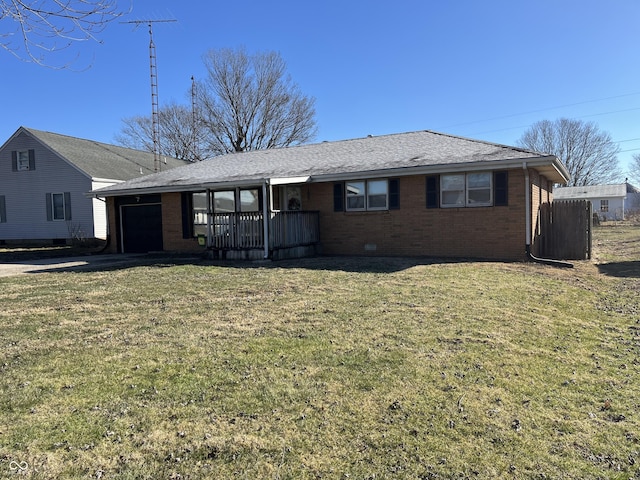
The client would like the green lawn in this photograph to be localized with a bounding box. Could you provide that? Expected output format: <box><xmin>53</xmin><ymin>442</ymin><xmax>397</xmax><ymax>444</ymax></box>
<box><xmin>1</xmin><ymin>225</ymin><xmax>639</xmax><ymax>479</ymax></box>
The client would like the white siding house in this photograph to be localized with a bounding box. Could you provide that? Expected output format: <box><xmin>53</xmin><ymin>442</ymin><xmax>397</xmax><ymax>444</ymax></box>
<box><xmin>553</xmin><ymin>184</ymin><xmax>627</xmax><ymax>221</ymax></box>
<box><xmin>0</xmin><ymin>126</ymin><xmax>188</xmax><ymax>244</ymax></box>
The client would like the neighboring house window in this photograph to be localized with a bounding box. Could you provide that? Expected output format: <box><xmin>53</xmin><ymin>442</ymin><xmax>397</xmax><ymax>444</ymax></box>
<box><xmin>346</xmin><ymin>179</ymin><xmax>388</xmax><ymax>211</ymax></box>
<box><xmin>440</xmin><ymin>172</ymin><xmax>493</xmax><ymax>207</ymax></box>
<box><xmin>46</xmin><ymin>192</ymin><xmax>72</xmax><ymax>221</ymax></box>
<box><xmin>600</xmin><ymin>200</ymin><xmax>609</xmax><ymax>212</ymax></box>
<box><xmin>12</xmin><ymin>149</ymin><xmax>35</xmax><ymax>171</ymax></box>
<box><xmin>0</xmin><ymin>195</ymin><xmax>6</xmax><ymax>223</ymax></box>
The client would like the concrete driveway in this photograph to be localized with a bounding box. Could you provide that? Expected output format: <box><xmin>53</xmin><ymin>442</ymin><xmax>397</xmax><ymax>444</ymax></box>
<box><xmin>0</xmin><ymin>254</ymin><xmax>150</xmax><ymax>277</ymax></box>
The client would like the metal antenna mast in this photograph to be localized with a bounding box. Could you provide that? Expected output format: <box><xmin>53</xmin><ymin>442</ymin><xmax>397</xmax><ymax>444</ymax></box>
<box><xmin>122</xmin><ymin>19</ymin><xmax>176</xmax><ymax>172</ymax></box>
<box><xmin>190</xmin><ymin>75</ymin><xmax>200</xmax><ymax>161</ymax></box>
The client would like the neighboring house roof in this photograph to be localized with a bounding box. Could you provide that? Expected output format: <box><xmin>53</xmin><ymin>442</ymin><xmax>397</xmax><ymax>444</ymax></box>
<box><xmin>554</xmin><ymin>184</ymin><xmax>627</xmax><ymax>200</ymax></box>
<box><xmin>91</xmin><ymin>130</ymin><xmax>569</xmax><ymax>197</ymax></box>
<box><xmin>627</xmin><ymin>182</ymin><xmax>640</xmax><ymax>194</ymax></box>
<box><xmin>3</xmin><ymin>126</ymin><xmax>189</xmax><ymax>181</ymax></box>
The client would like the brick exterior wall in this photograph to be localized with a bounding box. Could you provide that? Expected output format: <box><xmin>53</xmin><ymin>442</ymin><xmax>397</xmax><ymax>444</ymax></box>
<box><xmin>307</xmin><ymin>169</ymin><xmax>532</xmax><ymax>260</ymax></box>
<box><xmin>103</xmin><ymin>167</ymin><xmax>554</xmax><ymax>261</ymax></box>
<box><xmin>105</xmin><ymin>199</ymin><xmax>117</xmax><ymax>253</ymax></box>
<box><xmin>161</xmin><ymin>192</ymin><xmax>203</xmax><ymax>253</ymax></box>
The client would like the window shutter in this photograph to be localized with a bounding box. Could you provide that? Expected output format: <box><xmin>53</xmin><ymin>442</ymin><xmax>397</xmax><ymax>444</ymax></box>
<box><xmin>28</xmin><ymin>149</ymin><xmax>36</xmax><ymax>170</ymax></box>
<box><xmin>0</xmin><ymin>195</ymin><xmax>6</xmax><ymax>223</ymax></box>
<box><xmin>64</xmin><ymin>192</ymin><xmax>72</xmax><ymax>220</ymax></box>
<box><xmin>333</xmin><ymin>182</ymin><xmax>344</xmax><ymax>212</ymax></box>
<box><xmin>181</xmin><ymin>192</ymin><xmax>193</xmax><ymax>239</ymax></box>
<box><xmin>11</xmin><ymin>151</ymin><xmax>17</xmax><ymax>172</ymax></box>
<box><xmin>389</xmin><ymin>178</ymin><xmax>400</xmax><ymax>209</ymax></box>
<box><xmin>494</xmin><ymin>171</ymin><xmax>508</xmax><ymax>206</ymax></box>
<box><xmin>426</xmin><ymin>175</ymin><xmax>440</xmax><ymax>208</ymax></box>
<box><xmin>46</xmin><ymin>193</ymin><xmax>53</xmax><ymax>221</ymax></box>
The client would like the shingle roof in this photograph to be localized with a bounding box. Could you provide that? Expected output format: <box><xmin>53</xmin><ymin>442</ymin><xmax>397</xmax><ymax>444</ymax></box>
<box><xmin>22</xmin><ymin>127</ymin><xmax>189</xmax><ymax>180</ymax></box>
<box><xmin>554</xmin><ymin>184</ymin><xmax>627</xmax><ymax>200</ymax></box>
<box><xmin>92</xmin><ymin>129</ymin><xmax>569</xmax><ymax>196</ymax></box>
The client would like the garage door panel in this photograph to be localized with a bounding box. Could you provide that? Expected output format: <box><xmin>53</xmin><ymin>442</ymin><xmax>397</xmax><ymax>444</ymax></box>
<box><xmin>121</xmin><ymin>204</ymin><xmax>163</xmax><ymax>253</ymax></box>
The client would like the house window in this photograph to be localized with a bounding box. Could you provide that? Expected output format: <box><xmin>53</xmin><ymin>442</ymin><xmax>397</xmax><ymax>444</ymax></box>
<box><xmin>441</xmin><ymin>174</ymin><xmax>465</xmax><ymax>207</ymax></box>
<box><xmin>0</xmin><ymin>195</ymin><xmax>6</xmax><ymax>223</ymax></box>
<box><xmin>600</xmin><ymin>200</ymin><xmax>609</xmax><ymax>212</ymax></box>
<box><xmin>213</xmin><ymin>191</ymin><xmax>235</xmax><ymax>213</ymax></box>
<box><xmin>346</xmin><ymin>179</ymin><xmax>388</xmax><ymax>211</ymax></box>
<box><xmin>52</xmin><ymin>193</ymin><xmax>66</xmax><ymax>220</ymax></box>
<box><xmin>467</xmin><ymin>172</ymin><xmax>492</xmax><ymax>206</ymax></box>
<box><xmin>240</xmin><ymin>189</ymin><xmax>259</xmax><ymax>212</ymax></box>
<box><xmin>17</xmin><ymin>151</ymin><xmax>30</xmax><ymax>171</ymax></box>
<box><xmin>192</xmin><ymin>192</ymin><xmax>208</xmax><ymax>236</ymax></box>
<box><xmin>46</xmin><ymin>192</ymin><xmax>71</xmax><ymax>221</ymax></box>
<box><xmin>12</xmin><ymin>149</ymin><xmax>36</xmax><ymax>171</ymax></box>
<box><xmin>441</xmin><ymin>172</ymin><xmax>493</xmax><ymax>207</ymax></box>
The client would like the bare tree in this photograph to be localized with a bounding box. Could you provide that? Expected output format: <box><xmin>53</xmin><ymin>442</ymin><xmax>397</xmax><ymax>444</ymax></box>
<box><xmin>116</xmin><ymin>101</ymin><xmax>210</xmax><ymax>162</ymax></box>
<box><xmin>518</xmin><ymin>118</ymin><xmax>620</xmax><ymax>186</ymax></box>
<box><xmin>117</xmin><ymin>48</ymin><xmax>317</xmax><ymax>160</ymax></box>
<box><xmin>198</xmin><ymin>47</ymin><xmax>317</xmax><ymax>155</ymax></box>
<box><xmin>630</xmin><ymin>153</ymin><xmax>640</xmax><ymax>187</ymax></box>
<box><xmin>1</xmin><ymin>0</ymin><xmax>126</xmax><ymax>67</ymax></box>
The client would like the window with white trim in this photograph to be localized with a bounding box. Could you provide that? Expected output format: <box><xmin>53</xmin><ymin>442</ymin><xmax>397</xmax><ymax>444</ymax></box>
<box><xmin>441</xmin><ymin>172</ymin><xmax>493</xmax><ymax>207</ymax></box>
<box><xmin>17</xmin><ymin>150</ymin><xmax>30</xmax><ymax>171</ymax></box>
<box><xmin>440</xmin><ymin>174</ymin><xmax>465</xmax><ymax>207</ymax></box>
<box><xmin>346</xmin><ymin>179</ymin><xmax>388</xmax><ymax>211</ymax></box>
<box><xmin>46</xmin><ymin>192</ymin><xmax>71</xmax><ymax>221</ymax></box>
<box><xmin>52</xmin><ymin>193</ymin><xmax>66</xmax><ymax>220</ymax></box>
<box><xmin>467</xmin><ymin>172</ymin><xmax>492</xmax><ymax>206</ymax></box>
<box><xmin>0</xmin><ymin>195</ymin><xmax>6</xmax><ymax>223</ymax></box>
<box><xmin>600</xmin><ymin>200</ymin><xmax>609</xmax><ymax>212</ymax></box>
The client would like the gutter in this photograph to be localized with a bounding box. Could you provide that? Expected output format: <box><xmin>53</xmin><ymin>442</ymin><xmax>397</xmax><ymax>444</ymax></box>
<box><xmin>522</xmin><ymin>162</ymin><xmax>573</xmax><ymax>268</ymax></box>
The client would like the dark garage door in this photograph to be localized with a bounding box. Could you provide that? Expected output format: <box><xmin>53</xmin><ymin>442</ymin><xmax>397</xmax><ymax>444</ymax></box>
<box><xmin>121</xmin><ymin>204</ymin><xmax>163</xmax><ymax>253</ymax></box>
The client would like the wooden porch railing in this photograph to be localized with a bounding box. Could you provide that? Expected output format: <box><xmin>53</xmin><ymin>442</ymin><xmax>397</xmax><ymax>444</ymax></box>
<box><xmin>269</xmin><ymin>211</ymin><xmax>320</xmax><ymax>248</ymax></box>
<box><xmin>208</xmin><ymin>211</ymin><xmax>319</xmax><ymax>250</ymax></box>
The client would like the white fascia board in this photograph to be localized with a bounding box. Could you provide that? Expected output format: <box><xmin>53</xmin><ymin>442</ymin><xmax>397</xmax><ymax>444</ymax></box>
<box><xmin>268</xmin><ymin>176</ymin><xmax>311</xmax><ymax>185</ymax></box>
<box><xmin>88</xmin><ymin>178</ymin><xmax>270</xmax><ymax>198</ymax></box>
<box><xmin>309</xmin><ymin>156</ymin><xmax>567</xmax><ymax>184</ymax></box>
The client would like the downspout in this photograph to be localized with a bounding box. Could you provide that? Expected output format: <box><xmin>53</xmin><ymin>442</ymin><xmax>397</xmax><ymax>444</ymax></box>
<box><xmin>95</xmin><ymin>196</ymin><xmax>111</xmax><ymax>254</ymax></box>
<box><xmin>262</xmin><ymin>181</ymin><xmax>270</xmax><ymax>259</ymax></box>
<box><xmin>523</xmin><ymin>162</ymin><xmax>573</xmax><ymax>268</ymax></box>
<box><xmin>206</xmin><ymin>189</ymin><xmax>212</xmax><ymax>248</ymax></box>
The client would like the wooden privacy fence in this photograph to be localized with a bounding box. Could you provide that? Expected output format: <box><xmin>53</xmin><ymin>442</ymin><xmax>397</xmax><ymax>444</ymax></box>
<box><xmin>539</xmin><ymin>200</ymin><xmax>592</xmax><ymax>260</ymax></box>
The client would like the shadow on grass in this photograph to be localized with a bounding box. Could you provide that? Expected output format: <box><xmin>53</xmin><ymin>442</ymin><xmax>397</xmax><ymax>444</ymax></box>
<box><xmin>17</xmin><ymin>253</ymin><xmax>489</xmax><ymax>275</ymax></box>
<box><xmin>597</xmin><ymin>261</ymin><xmax>640</xmax><ymax>279</ymax></box>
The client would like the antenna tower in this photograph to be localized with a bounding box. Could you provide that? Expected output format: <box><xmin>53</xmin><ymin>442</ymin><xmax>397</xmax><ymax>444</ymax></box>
<box><xmin>191</xmin><ymin>75</ymin><xmax>200</xmax><ymax>161</ymax></box>
<box><xmin>122</xmin><ymin>19</ymin><xmax>176</xmax><ymax>172</ymax></box>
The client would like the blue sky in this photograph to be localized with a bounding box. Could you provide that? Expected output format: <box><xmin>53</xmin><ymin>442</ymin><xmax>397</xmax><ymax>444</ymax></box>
<box><xmin>2</xmin><ymin>0</ymin><xmax>639</xmax><ymax>180</ymax></box>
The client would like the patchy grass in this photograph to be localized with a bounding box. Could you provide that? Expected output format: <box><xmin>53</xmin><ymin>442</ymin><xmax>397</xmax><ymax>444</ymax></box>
<box><xmin>1</xmin><ymin>228</ymin><xmax>639</xmax><ymax>479</ymax></box>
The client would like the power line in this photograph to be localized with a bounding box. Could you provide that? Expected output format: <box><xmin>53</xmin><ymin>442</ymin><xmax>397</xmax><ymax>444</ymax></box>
<box><xmin>439</xmin><ymin>91</ymin><xmax>640</xmax><ymax>131</ymax></box>
<box><xmin>461</xmin><ymin>106</ymin><xmax>640</xmax><ymax>139</ymax></box>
